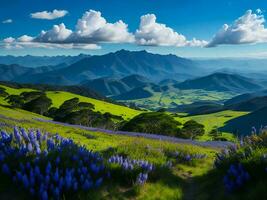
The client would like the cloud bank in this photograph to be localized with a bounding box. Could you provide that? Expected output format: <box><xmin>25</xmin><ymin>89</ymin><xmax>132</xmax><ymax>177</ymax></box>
<box><xmin>8</xmin><ymin>9</ymin><xmax>267</xmax><ymax>50</ymax></box>
<box><xmin>31</xmin><ymin>9</ymin><xmax>68</xmax><ymax>20</ymax></box>
<box><xmin>207</xmin><ymin>10</ymin><xmax>267</xmax><ymax>47</ymax></box>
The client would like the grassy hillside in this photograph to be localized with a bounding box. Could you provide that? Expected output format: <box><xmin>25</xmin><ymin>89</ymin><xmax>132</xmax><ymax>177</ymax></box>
<box><xmin>174</xmin><ymin>110</ymin><xmax>249</xmax><ymax>141</ymax></box>
<box><xmin>0</xmin><ymin>104</ymin><xmax>217</xmax><ymax>199</ymax></box>
<box><xmin>0</xmin><ymin>84</ymin><xmax>142</xmax><ymax>120</ymax></box>
<box><xmin>46</xmin><ymin>91</ymin><xmax>141</xmax><ymax>119</ymax></box>
<box><xmin>0</xmin><ymin>102</ymin><xmax>264</xmax><ymax>199</ymax></box>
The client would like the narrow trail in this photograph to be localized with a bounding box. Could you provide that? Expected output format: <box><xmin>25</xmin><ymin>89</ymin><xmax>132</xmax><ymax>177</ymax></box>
<box><xmin>35</xmin><ymin>118</ymin><xmax>233</xmax><ymax>149</ymax></box>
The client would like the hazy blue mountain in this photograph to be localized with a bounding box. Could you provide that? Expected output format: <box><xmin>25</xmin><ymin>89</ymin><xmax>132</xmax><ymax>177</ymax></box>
<box><xmin>0</xmin><ymin>64</ymin><xmax>30</xmax><ymax>81</ymax></box>
<box><xmin>220</xmin><ymin>106</ymin><xmax>267</xmax><ymax>136</ymax></box>
<box><xmin>113</xmin><ymin>87</ymin><xmax>153</xmax><ymax>100</ymax></box>
<box><xmin>194</xmin><ymin>58</ymin><xmax>267</xmax><ymax>72</ymax></box>
<box><xmin>170</xmin><ymin>101</ymin><xmax>224</xmax><ymax>115</ymax></box>
<box><xmin>82</xmin><ymin>74</ymin><xmax>151</xmax><ymax>96</ymax></box>
<box><xmin>16</xmin><ymin>50</ymin><xmax>199</xmax><ymax>85</ymax></box>
<box><xmin>113</xmin><ymin>83</ymin><xmax>164</xmax><ymax>100</ymax></box>
<box><xmin>159</xmin><ymin>79</ymin><xmax>180</xmax><ymax>85</ymax></box>
<box><xmin>174</xmin><ymin>72</ymin><xmax>263</xmax><ymax>93</ymax></box>
<box><xmin>0</xmin><ymin>63</ymin><xmax>71</xmax><ymax>83</ymax></box>
<box><xmin>120</xmin><ymin>74</ymin><xmax>151</xmax><ymax>88</ymax></box>
<box><xmin>0</xmin><ymin>54</ymin><xmax>90</xmax><ymax>68</ymax></box>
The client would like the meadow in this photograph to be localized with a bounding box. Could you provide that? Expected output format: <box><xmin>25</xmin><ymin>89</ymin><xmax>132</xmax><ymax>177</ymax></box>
<box><xmin>0</xmin><ymin>87</ymin><xmax>264</xmax><ymax>199</ymax></box>
<box><xmin>121</xmin><ymin>87</ymin><xmax>235</xmax><ymax>110</ymax></box>
<box><xmin>0</xmin><ymin>104</ymin><xmax>217</xmax><ymax>200</ymax></box>
<box><xmin>180</xmin><ymin>110</ymin><xmax>249</xmax><ymax>141</ymax></box>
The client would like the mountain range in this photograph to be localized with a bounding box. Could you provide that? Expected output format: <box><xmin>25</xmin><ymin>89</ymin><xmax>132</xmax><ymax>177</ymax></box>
<box><xmin>174</xmin><ymin>72</ymin><xmax>263</xmax><ymax>93</ymax></box>
<box><xmin>0</xmin><ymin>50</ymin><xmax>201</xmax><ymax>85</ymax></box>
<box><xmin>0</xmin><ymin>54</ymin><xmax>90</xmax><ymax>68</ymax></box>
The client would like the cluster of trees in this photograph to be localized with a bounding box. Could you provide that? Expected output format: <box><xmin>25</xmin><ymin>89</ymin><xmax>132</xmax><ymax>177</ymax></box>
<box><xmin>3</xmin><ymin>90</ymin><xmax>205</xmax><ymax>139</ymax></box>
<box><xmin>121</xmin><ymin>112</ymin><xmax>205</xmax><ymax>139</ymax></box>
<box><xmin>47</xmin><ymin>98</ymin><xmax>123</xmax><ymax>130</ymax></box>
<box><xmin>6</xmin><ymin>91</ymin><xmax>52</xmax><ymax>115</ymax></box>
<box><xmin>5</xmin><ymin>91</ymin><xmax>124</xmax><ymax>130</ymax></box>
<box><xmin>0</xmin><ymin>87</ymin><xmax>8</xmax><ymax>98</ymax></box>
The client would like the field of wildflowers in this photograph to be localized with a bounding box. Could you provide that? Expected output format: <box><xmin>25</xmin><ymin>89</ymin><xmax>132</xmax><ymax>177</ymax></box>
<box><xmin>0</xmin><ymin>105</ymin><xmax>266</xmax><ymax>199</ymax></box>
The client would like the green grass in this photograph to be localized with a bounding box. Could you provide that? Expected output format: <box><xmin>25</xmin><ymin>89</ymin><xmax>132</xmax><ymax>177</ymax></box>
<box><xmin>121</xmin><ymin>86</ymin><xmax>235</xmax><ymax>110</ymax></box>
<box><xmin>0</xmin><ymin>84</ymin><xmax>142</xmax><ymax>120</ymax></box>
<box><xmin>46</xmin><ymin>91</ymin><xmax>141</xmax><ymax>120</ymax></box>
<box><xmin>177</xmin><ymin>110</ymin><xmax>249</xmax><ymax>141</ymax></box>
<box><xmin>0</xmin><ymin>104</ymin><xmax>218</xmax><ymax>199</ymax></box>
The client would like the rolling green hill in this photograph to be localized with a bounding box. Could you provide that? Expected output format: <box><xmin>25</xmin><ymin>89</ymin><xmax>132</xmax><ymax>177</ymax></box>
<box><xmin>177</xmin><ymin>110</ymin><xmax>249</xmax><ymax>141</ymax></box>
<box><xmin>0</xmin><ymin>84</ymin><xmax>142</xmax><ymax>120</ymax></box>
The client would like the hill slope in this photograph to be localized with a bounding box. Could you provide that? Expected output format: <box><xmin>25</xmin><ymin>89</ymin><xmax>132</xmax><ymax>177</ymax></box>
<box><xmin>220</xmin><ymin>106</ymin><xmax>267</xmax><ymax>135</ymax></box>
<box><xmin>226</xmin><ymin>96</ymin><xmax>267</xmax><ymax>112</ymax></box>
<box><xmin>175</xmin><ymin>73</ymin><xmax>263</xmax><ymax>93</ymax></box>
<box><xmin>0</xmin><ymin>84</ymin><xmax>141</xmax><ymax>119</ymax></box>
<box><xmin>81</xmin><ymin>74</ymin><xmax>150</xmax><ymax>96</ymax></box>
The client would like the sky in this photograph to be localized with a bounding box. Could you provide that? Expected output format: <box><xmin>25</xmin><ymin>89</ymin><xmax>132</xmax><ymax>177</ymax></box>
<box><xmin>1</xmin><ymin>0</ymin><xmax>267</xmax><ymax>57</ymax></box>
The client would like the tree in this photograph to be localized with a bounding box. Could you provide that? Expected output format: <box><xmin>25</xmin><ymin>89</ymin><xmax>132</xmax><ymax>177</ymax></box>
<box><xmin>178</xmin><ymin>120</ymin><xmax>205</xmax><ymax>139</ymax></box>
<box><xmin>20</xmin><ymin>91</ymin><xmax>44</xmax><ymax>102</ymax></box>
<box><xmin>54</xmin><ymin>98</ymin><xmax>80</xmax><ymax>121</ymax></box>
<box><xmin>45</xmin><ymin>107</ymin><xmax>58</xmax><ymax>118</ymax></box>
<box><xmin>121</xmin><ymin>112</ymin><xmax>181</xmax><ymax>136</ymax></box>
<box><xmin>78</xmin><ymin>102</ymin><xmax>95</xmax><ymax>110</ymax></box>
<box><xmin>0</xmin><ymin>87</ymin><xmax>8</xmax><ymax>98</ymax></box>
<box><xmin>23</xmin><ymin>95</ymin><xmax>52</xmax><ymax>115</ymax></box>
<box><xmin>5</xmin><ymin>95</ymin><xmax>24</xmax><ymax>108</ymax></box>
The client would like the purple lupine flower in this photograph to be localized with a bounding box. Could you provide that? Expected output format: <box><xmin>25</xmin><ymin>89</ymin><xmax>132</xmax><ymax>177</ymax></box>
<box><xmin>2</xmin><ymin>163</ymin><xmax>10</xmax><ymax>175</ymax></box>
<box><xmin>41</xmin><ymin>190</ymin><xmax>48</xmax><ymax>200</ymax></box>
<box><xmin>22</xmin><ymin>174</ymin><xmax>29</xmax><ymax>188</ymax></box>
<box><xmin>36</xmin><ymin>130</ymin><xmax>42</xmax><ymax>141</ymax></box>
<box><xmin>27</xmin><ymin>143</ymin><xmax>33</xmax><ymax>152</ymax></box>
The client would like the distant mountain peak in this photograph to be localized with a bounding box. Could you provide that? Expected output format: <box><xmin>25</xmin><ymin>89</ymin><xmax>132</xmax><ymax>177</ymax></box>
<box><xmin>175</xmin><ymin>72</ymin><xmax>263</xmax><ymax>93</ymax></box>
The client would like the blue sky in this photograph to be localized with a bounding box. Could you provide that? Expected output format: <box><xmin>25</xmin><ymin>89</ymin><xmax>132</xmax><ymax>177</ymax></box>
<box><xmin>1</xmin><ymin>0</ymin><xmax>267</xmax><ymax>57</ymax></box>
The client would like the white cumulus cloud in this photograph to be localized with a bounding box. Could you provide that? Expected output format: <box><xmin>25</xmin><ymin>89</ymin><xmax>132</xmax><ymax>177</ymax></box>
<box><xmin>2</xmin><ymin>10</ymin><xmax>208</xmax><ymax>50</ymax></box>
<box><xmin>34</xmin><ymin>23</ymin><xmax>73</xmax><ymax>43</ymax></box>
<box><xmin>2</xmin><ymin>10</ymin><xmax>134</xmax><ymax>49</ymax></box>
<box><xmin>135</xmin><ymin>14</ymin><xmax>207</xmax><ymax>47</ymax></box>
<box><xmin>31</xmin><ymin>9</ymin><xmax>68</xmax><ymax>20</ymax></box>
<box><xmin>207</xmin><ymin>10</ymin><xmax>267</xmax><ymax>47</ymax></box>
<box><xmin>72</xmin><ymin>10</ymin><xmax>134</xmax><ymax>43</ymax></box>
<box><xmin>2</xmin><ymin>19</ymin><xmax>13</xmax><ymax>24</ymax></box>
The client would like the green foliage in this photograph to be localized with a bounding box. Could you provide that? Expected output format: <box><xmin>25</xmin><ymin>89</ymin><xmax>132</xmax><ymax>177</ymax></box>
<box><xmin>5</xmin><ymin>95</ymin><xmax>24</xmax><ymax>108</ymax></box>
<box><xmin>121</xmin><ymin>112</ymin><xmax>181</xmax><ymax>136</ymax></box>
<box><xmin>178</xmin><ymin>120</ymin><xmax>205</xmax><ymax>139</ymax></box>
<box><xmin>23</xmin><ymin>94</ymin><xmax>52</xmax><ymax>115</ymax></box>
<box><xmin>20</xmin><ymin>91</ymin><xmax>44</xmax><ymax>102</ymax></box>
<box><xmin>0</xmin><ymin>87</ymin><xmax>8</xmax><ymax>98</ymax></box>
<box><xmin>52</xmin><ymin>98</ymin><xmax>123</xmax><ymax>129</ymax></box>
<box><xmin>5</xmin><ymin>91</ymin><xmax>52</xmax><ymax>115</ymax></box>
<box><xmin>78</xmin><ymin>102</ymin><xmax>95</xmax><ymax>110</ymax></box>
